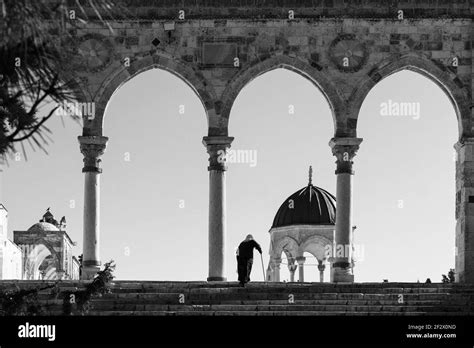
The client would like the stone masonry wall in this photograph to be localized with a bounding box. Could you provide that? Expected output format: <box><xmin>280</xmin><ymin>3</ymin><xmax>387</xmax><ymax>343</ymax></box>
<box><xmin>58</xmin><ymin>3</ymin><xmax>472</xmax><ymax>138</ymax></box>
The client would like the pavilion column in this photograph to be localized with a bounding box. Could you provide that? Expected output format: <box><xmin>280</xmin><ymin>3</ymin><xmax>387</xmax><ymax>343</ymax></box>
<box><xmin>318</xmin><ymin>260</ymin><xmax>326</xmax><ymax>283</ymax></box>
<box><xmin>329</xmin><ymin>137</ymin><xmax>363</xmax><ymax>283</ymax></box>
<box><xmin>266</xmin><ymin>265</ymin><xmax>272</xmax><ymax>281</ymax></box>
<box><xmin>78</xmin><ymin>135</ymin><xmax>108</xmax><ymax>280</ymax></box>
<box><xmin>296</xmin><ymin>256</ymin><xmax>305</xmax><ymax>282</ymax></box>
<box><xmin>288</xmin><ymin>261</ymin><xmax>297</xmax><ymax>282</ymax></box>
<box><xmin>272</xmin><ymin>258</ymin><xmax>281</xmax><ymax>282</ymax></box>
<box><xmin>203</xmin><ymin>136</ymin><xmax>234</xmax><ymax>281</ymax></box>
<box><xmin>454</xmin><ymin>138</ymin><xmax>474</xmax><ymax>283</ymax></box>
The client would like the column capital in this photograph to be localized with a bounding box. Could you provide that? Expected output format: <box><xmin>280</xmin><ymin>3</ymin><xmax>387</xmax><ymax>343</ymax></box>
<box><xmin>296</xmin><ymin>256</ymin><xmax>306</xmax><ymax>264</ymax></box>
<box><xmin>454</xmin><ymin>137</ymin><xmax>474</xmax><ymax>164</ymax></box>
<box><xmin>454</xmin><ymin>137</ymin><xmax>474</xmax><ymax>150</ymax></box>
<box><xmin>318</xmin><ymin>262</ymin><xmax>326</xmax><ymax>272</ymax></box>
<box><xmin>78</xmin><ymin>136</ymin><xmax>109</xmax><ymax>173</ymax></box>
<box><xmin>329</xmin><ymin>137</ymin><xmax>363</xmax><ymax>174</ymax></box>
<box><xmin>202</xmin><ymin>136</ymin><xmax>234</xmax><ymax>171</ymax></box>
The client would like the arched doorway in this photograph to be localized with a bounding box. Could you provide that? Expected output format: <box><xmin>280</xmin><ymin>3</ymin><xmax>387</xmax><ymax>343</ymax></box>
<box><xmin>227</xmin><ymin>67</ymin><xmax>335</xmax><ymax>282</ymax></box>
<box><xmin>97</xmin><ymin>68</ymin><xmax>208</xmax><ymax>280</ymax></box>
<box><xmin>356</xmin><ymin>69</ymin><xmax>457</xmax><ymax>282</ymax></box>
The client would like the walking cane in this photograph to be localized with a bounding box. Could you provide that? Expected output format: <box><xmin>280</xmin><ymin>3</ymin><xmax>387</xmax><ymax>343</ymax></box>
<box><xmin>260</xmin><ymin>253</ymin><xmax>266</xmax><ymax>281</ymax></box>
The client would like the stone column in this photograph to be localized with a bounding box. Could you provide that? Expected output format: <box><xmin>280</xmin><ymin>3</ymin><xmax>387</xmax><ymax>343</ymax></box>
<box><xmin>329</xmin><ymin>137</ymin><xmax>363</xmax><ymax>283</ymax></box>
<box><xmin>272</xmin><ymin>257</ymin><xmax>281</xmax><ymax>282</ymax></box>
<box><xmin>78</xmin><ymin>135</ymin><xmax>108</xmax><ymax>280</ymax></box>
<box><xmin>318</xmin><ymin>260</ymin><xmax>326</xmax><ymax>283</ymax></box>
<box><xmin>296</xmin><ymin>256</ymin><xmax>305</xmax><ymax>282</ymax></box>
<box><xmin>454</xmin><ymin>138</ymin><xmax>474</xmax><ymax>283</ymax></box>
<box><xmin>288</xmin><ymin>262</ymin><xmax>297</xmax><ymax>282</ymax></box>
<box><xmin>202</xmin><ymin>136</ymin><xmax>234</xmax><ymax>281</ymax></box>
<box><xmin>266</xmin><ymin>265</ymin><xmax>272</xmax><ymax>281</ymax></box>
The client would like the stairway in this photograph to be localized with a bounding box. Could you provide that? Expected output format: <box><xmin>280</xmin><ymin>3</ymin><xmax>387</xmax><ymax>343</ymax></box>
<box><xmin>1</xmin><ymin>281</ymin><xmax>474</xmax><ymax>316</ymax></box>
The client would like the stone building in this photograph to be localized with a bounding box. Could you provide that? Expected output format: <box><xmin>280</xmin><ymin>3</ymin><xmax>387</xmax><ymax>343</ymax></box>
<box><xmin>0</xmin><ymin>204</ymin><xmax>22</xmax><ymax>279</ymax></box>
<box><xmin>0</xmin><ymin>207</ymin><xmax>80</xmax><ymax>280</ymax></box>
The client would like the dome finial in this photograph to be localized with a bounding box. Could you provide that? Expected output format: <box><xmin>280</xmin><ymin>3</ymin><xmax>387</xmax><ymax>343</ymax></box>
<box><xmin>308</xmin><ymin>165</ymin><xmax>313</xmax><ymax>186</ymax></box>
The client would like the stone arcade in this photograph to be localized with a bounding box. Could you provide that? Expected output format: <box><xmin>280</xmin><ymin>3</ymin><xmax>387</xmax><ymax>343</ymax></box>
<box><xmin>53</xmin><ymin>1</ymin><xmax>473</xmax><ymax>282</ymax></box>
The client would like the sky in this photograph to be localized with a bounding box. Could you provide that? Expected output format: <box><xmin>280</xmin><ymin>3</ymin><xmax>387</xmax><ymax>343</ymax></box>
<box><xmin>1</xmin><ymin>67</ymin><xmax>457</xmax><ymax>283</ymax></box>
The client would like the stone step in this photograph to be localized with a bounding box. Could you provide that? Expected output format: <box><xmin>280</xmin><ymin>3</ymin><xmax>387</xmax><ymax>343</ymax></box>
<box><xmin>37</xmin><ymin>302</ymin><xmax>471</xmax><ymax>314</ymax></box>
<box><xmin>113</xmin><ymin>283</ymin><xmax>474</xmax><ymax>291</ymax></box>
<box><xmin>38</xmin><ymin>298</ymin><xmax>470</xmax><ymax>309</ymax></box>
<box><xmin>93</xmin><ymin>292</ymin><xmax>471</xmax><ymax>301</ymax></box>
<box><xmin>0</xmin><ymin>282</ymin><xmax>474</xmax><ymax>296</ymax></box>
<box><xmin>103</xmin><ymin>286</ymin><xmax>474</xmax><ymax>294</ymax></box>
<box><xmin>107</xmin><ymin>293</ymin><xmax>470</xmax><ymax>302</ymax></box>
<box><xmin>2</xmin><ymin>280</ymin><xmax>474</xmax><ymax>289</ymax></box>
<box><xmin>87</xmin><ymin>304</ymin><xmax>468</xmax><ymax>312</ymax></box>
<box><xmin>34</xmin><ymin>292</ymin><xmax>474</xmax><ymax>303</ymax></box>
<box><xmin>35</xmin><ymin>291</ymin><xmax>470</xmax><ymax>300</ymax></box>
<box><xmin>81</xmin><ymin>310</ymin><xmax>464</xmax><ymax>316</ymax></box>
<box><xmin>3</xmin><ymin>281</ymin><xmax>474</xmax><ymax>316</ymax></box>
<box><xmin>35</xmin><ymin>298</ymin><xmax>472</xmax><ymax>309</ymax></box>
<box><xmin>33</xmin><ymin>309</ymin><xmax>471</xmax><ymax>316</ymax></box>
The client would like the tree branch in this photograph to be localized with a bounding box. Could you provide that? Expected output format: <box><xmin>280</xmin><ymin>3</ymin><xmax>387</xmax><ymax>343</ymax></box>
<box><xmin>10</xmin><ymin>106</ymin><xmax>58</xmax><ymax>142</ymax></box>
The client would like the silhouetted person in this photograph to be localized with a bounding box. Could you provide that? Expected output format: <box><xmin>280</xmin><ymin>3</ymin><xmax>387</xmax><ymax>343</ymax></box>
<box><xmin>236</xmin><ymin>234</ymin><xmax>262</xmax><ymax>287</ymax></box>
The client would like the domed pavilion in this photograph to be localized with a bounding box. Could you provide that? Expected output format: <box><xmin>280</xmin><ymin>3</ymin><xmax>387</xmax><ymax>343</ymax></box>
<box><xmin>266</xmin><ymin>166</ymin><xmax>353</xmax><ymax>283</ymax></box>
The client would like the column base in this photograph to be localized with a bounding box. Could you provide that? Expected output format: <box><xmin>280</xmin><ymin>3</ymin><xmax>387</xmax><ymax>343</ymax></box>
<box><xmin>81</xmin><ymin>265</ymin><xmax>100</xmax><ymax>280</ymax></box>
<box><xmin>331</xmin><ymin>268</ymin><xmax>354</xmax><ymax>283</ymax></box>
<box><xmin>56</xmin><ymin>270</ymin><xmax>65</xmax><ymax>281</ymax></box>
<box><xmin>456</xmin><ymin>269</ymin><xmax>474</xmax><ymax>283</ymax></box>
<box><xmin>455</xmin><ymin>249</ymin><xmax>474</xmax><ymax>283</ymax></box>
<box><xmin>207</xmin><ymin>276</ymin><xmax>227</xmax><ymax>281</ymax></box>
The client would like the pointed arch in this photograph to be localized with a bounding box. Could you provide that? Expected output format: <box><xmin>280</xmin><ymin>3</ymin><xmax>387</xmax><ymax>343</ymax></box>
<box><xmin>271</xmin><ymin>236</ymin><xmax>299</xmax><ymax>260</ymax></box>
<box><xmin>82</xmin><ymin>51</ymin><xmax>216</xmax><ymax>136</ymax></box>
<box><xmin>349</xmin><ymin>54</ymin><xmax>470</xmax><ymax>138</ymax></box>
<box><xmin>299</xmin><ymin>234</ymin><xmax>332</xmax><ymax>261</ymax></box>
<box><xmin>220</xmin><ymin>54</ymin><xmax>345</xmax><ymax>136</ymax></box>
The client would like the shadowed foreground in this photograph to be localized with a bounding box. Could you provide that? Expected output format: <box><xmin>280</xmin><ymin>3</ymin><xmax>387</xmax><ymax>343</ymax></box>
<box><xmin>1</xmin><ymin>281</ymin><xmax>474</xmax><ymax>316</ymax></box>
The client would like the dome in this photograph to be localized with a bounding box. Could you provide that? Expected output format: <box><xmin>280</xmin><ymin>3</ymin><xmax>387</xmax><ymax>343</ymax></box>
<box><xmin>271</xmin><ymin>179</ymin><xmax>336</xmax><ymax>228</ymax></box>
<box><xmin>27</xmin><ymin>222</ymin><xmax>59</xmax><ymax>233</ymax></box>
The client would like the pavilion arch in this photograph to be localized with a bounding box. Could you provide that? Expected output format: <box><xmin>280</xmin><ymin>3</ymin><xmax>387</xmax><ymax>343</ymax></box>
<box><xmin>43</xmin><ymin>266</ymin><xmax>58</xmax><ymax>280</ymax></box>
<box><xmin>281</xmin><ymin>249</ymin><xmax>293</xmax><ymax>264</ymax></box>
<box><xmin>271</xmin><ymin>236</ymin><xmax>299</xmax><ymax>261</ymax></box>
<box><xmin>22</xmin><ymin>242</ymin><xmax>60</xmax><ymax>280</ymax></box>
<box><xmin>348</xmin><ymin>54</ymin><xmax>471</xmax><ymax>139</ymax></box>
<box><xmin>299</xmin><ymin>235</ymin><xmax>332</xmax><ymax>261</ymax></box>
<box><xmin>220</xmin><ymin>54</ymin><xmax>345</xmax><ymax>136</ymax></box>
<box><xmin>82</xmin><ymin>52</ymin><xmax>217</xmax><ymax>136</ymax></box>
